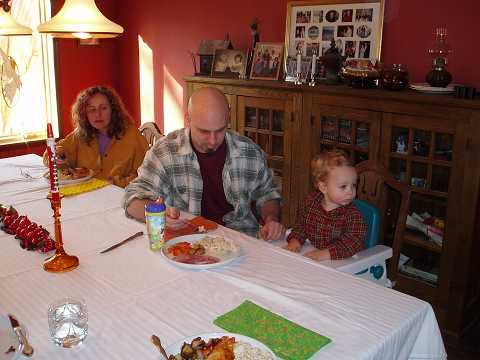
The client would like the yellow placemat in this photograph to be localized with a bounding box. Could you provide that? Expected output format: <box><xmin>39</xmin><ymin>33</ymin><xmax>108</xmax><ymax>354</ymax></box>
<box><xmin>60</xmin><ymin>178</ymin><xmax>110</xmax><ymax>197</ymax></box>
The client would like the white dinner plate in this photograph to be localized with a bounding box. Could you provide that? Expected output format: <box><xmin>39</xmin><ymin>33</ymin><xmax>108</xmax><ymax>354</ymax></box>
<box><xmin>43</xmin><ymin>169</ymin><xmax>94</xmax><ymax>186</ymax></box>
<box><xmin>409</xmin><ymin>83</ymin><xmax>455</xmax><ymax>94</ymax></box>
<box><xmin>165</xmin><ymin>332</ymin><xmax>276</xmax><ymax>359</ymax></box>
<box><xmin>0</xmin><ymin>315</ymin><xmax>21</xmax><ymax>360</ymax></box>
<box><xmin>161</xmin><ymin>233</ymin><xmax>243</xmax><ymax>270</ymax></box>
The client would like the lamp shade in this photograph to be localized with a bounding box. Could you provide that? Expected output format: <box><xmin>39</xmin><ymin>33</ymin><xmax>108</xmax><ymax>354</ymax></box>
<box><xmin>0</xmin><ymin>8</ymin><xmax>32</xmax><ymax>36</ymax></box>
<box><xmin>37</xmin><ymin>0</ymin><xmax>123</xmax><ymax>39</ymax></box>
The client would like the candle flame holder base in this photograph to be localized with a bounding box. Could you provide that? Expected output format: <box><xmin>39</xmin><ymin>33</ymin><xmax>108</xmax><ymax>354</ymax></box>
<box><xmin>43</xmin><ymin>252</ymin><xmax>79</xmax><ymax>273</ymax></box>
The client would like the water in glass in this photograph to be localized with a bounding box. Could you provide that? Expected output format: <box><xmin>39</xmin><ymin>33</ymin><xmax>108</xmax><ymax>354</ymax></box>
<box><xmin>48</xmin><ymin>298</ymin><xmax>88</xmax><ymax>348</ymax></box>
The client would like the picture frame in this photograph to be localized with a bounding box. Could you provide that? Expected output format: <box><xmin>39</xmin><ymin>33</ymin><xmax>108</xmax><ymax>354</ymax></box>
<box><xmin>249</xmin><ymin>42</ymin><xmax>284</xmax><ymax>80</ymax></box>
<box><xmin>285</xmin><ymin>0</ymin><xmax>385</xmax><ymax>72</ymax></box>
<box><xmin>211</xmin><ymin>49</ymin><xmax>248</xmax><ymax>79</ymax></box>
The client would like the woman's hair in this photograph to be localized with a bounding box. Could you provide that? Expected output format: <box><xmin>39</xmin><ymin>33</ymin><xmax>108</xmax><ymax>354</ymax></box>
<box><xmin>311</xmin><ymin>149</ymin><xmax>353</xmax><ymax>183</ymax></box>
<box><xmin>72</xmin><ymin>86</ymin><xmax>132</xmax><ymax>143</ymax></box>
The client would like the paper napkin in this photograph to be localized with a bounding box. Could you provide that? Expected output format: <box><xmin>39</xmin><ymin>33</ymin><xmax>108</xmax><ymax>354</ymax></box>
<box><xmin>60</xmin><ymin>178</ymin><xmax>110</xmax><ymax>197</ymax></box>
<box><xmin>214</xmin><ymin>300</ymin><xmax>331</xmax><ymax>360</ymax></box>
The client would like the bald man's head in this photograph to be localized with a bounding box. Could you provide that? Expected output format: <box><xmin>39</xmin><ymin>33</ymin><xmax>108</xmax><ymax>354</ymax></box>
<box><xmin>187</xmin><ymin>87</ymin><xmax>230</xmax><ymax>153</ymax></box>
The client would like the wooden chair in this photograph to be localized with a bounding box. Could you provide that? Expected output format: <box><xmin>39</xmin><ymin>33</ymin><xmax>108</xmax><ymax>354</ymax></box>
<box><xmin>139</xmin><ymin>122</ymin><xmax>163</xmax><ymax>147</ymax></box>
<box><xmin>353</xmin><ymin>160</ymin><xmax>411</xmax><ymax>284</ymax></box>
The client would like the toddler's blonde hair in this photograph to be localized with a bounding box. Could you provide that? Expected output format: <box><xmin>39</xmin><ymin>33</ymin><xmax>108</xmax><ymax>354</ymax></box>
<box><xmin>311</xmin><ymin>149</ymin><xmax>353</xmax><ymax>184</ymax></box>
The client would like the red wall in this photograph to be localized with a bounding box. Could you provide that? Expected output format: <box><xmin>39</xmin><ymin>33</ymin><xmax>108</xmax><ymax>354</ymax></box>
<box><xmin>1</xmin><ymin>0</ymin><xmax>478</xmax><ymax>158</ymax></box>
<box><xmin>115</xmin><ymin>0</ymin><xmax>480</xmax><ymax>134</ymax></box>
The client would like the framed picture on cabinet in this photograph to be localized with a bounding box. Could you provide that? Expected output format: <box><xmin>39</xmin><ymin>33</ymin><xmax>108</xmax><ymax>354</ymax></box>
<box><xmin>284</xmin><ymin>0</ymin><xmax>385</xmax><ymax>67</ymax></box>
<box><xmin>249</xmin><ymin>42</ymin><xmax>284</xmax><ymax>80</ymax></box>
<box><xmin>211</xmin><ymin>49</ymin><xmax>248</xmax><ymax>79</ymax></box>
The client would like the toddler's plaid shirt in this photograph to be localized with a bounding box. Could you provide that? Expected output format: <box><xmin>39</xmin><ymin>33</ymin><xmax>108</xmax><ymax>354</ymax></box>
<box><xmin>288</xmin><ymin>191</ymin><xmax>366</xmax><ymax>259</ymax></box>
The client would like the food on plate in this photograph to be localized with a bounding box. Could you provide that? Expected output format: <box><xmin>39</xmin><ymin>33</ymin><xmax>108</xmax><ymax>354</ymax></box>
<box><xmin>196</xmin><ymin>236</ymin><xmax>240</xmax><ymax>255</ymax></box>
<box><xmin>165</xmin><ymin>236</ymin><xmax>239</xmax><ymax>265</ymax></box>
<box><xmin>168</xmin><ymin>335</ymin><xmax>274</xmax><ymax>360</ymax></box>
<box><xmin>46</xmin><ymin>167</ymin><xmax>91</xmax><ymax>181</ymax></box>
<box><xmin>172</xmin><ymin>253</ymin><xmax>220</xmax><ymax>265</ymax></box>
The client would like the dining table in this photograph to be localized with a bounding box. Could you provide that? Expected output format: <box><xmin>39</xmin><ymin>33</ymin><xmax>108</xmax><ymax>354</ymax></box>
<box><xmin>0</xmin><ymin>154</ymin><xmax>447</xmax><ymax>360</ymax></box>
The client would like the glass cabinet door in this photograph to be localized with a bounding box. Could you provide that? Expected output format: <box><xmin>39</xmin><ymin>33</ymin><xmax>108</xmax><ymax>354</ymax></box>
<box><xmin>237</xmin><ymin>96</ymin><xmax>294</xmax><ymax>225</ymax></box>
<box><xmin>310</xmin><ymin>104</ymin><xmax>380</xmax><ymax>165</ymax></box>
<box><xmin>383</xmin><ymin>115</ymin><xmax>456</xmax><ymax>289</ymax></box>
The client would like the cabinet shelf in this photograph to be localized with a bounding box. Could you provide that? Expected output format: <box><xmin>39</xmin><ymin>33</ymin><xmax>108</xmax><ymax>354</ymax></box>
<box><xmin>389</xmin><ymin>153</ymin><xmax>453</xmax><ymax>167</ymax></box>
<box><xmin>409</xmin><ymin>187</ymin><xmax>448</xmax><ymax>198</ymax></box>
<box><xmin>404</xmin><ymin>230</ymin><xmax>442</xmax><ymax>253</ymax></box>
<box><xmin>244</xmin><ymin>127</ymin><xmax>284</xmax><ymax>136</ymax></box>
<box><xmin>319</xmin><ymin>139</ymin><xmax>369</xmax><ymax>153</ymax></box>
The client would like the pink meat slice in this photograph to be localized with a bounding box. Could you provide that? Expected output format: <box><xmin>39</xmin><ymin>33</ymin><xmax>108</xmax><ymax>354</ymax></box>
<box><xmin>173</xmin><ymin>253</ymin><xmax>220</xmax><ymax>264</ymax></box>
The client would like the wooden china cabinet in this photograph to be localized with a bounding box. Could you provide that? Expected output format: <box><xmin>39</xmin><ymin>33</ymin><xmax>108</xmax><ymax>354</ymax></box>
<box><xmin>185</xmin><ymin>76</ymin><xmax>480</xmax><ymax>344</ymax></box>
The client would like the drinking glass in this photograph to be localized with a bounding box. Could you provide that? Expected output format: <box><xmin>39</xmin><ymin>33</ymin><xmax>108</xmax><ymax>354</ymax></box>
<box><xmin>48</xmin><ymin>297</ymin><xmax>88</xmax><ymax>348</ymax></box>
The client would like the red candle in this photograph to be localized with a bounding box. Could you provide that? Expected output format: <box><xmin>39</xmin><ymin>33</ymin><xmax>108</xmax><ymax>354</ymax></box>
<box><xmin>46</xmin><ymin>123</ymin><xmax>60</xmax><ymax>202</ymax></box>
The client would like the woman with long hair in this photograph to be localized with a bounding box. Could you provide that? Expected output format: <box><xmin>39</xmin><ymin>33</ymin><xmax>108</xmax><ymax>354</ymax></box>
<box><xmin>43</xmin><ymin>86</ymin><xmax>149</xmax><ymax>187</ymax></box>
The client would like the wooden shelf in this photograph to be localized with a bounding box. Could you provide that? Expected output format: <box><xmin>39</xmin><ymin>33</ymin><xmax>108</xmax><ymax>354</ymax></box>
<box><xmin>389</xmin><ymin>153</ymin><xmax>453</xmax><ymax>167</ymax></box>
<box><xmin>403</xmin><ymin>230</ymin><xmax>443</xmax><ymax>253</ymax></box>
<box><xmin>410</xmin><ymin>187</ymin><xmax>448</xmax><ymax>198</ymax></box>
<box><xmin>244</xmin><ymin>127</ymin><xmax>284</xmax><ymax>136</ymax></box>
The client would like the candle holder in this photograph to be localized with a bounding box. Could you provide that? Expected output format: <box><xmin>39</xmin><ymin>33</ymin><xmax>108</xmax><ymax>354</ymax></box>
<box><xmin>43</xmin><ymin>123</ymin><xmax>79</xmax><ymax>273</ymax></box>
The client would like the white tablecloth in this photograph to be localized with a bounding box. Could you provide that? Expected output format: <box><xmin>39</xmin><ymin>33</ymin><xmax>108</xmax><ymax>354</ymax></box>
<box><xmin>0</xmin><ymin>155</ymin><xmax>447</xmax><ymax>359</ymax></box>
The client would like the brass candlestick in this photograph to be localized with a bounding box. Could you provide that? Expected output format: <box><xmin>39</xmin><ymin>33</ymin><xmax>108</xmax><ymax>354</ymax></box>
<box><xmin>43</xmin><ymin>123</ymin><xmax>79</xmax><ymax>273</ymax></box>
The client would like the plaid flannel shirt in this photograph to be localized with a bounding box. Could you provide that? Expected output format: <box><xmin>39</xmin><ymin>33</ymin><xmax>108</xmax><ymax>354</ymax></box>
<box><xmin>287</xmin><ymin>191</ymin><xmax>366</xmax><ymax>259</ymax></box>
<box><xmin>123</xmin><ymin>128</ymin><xmax>281</xmax><ymax>237</ymax></box>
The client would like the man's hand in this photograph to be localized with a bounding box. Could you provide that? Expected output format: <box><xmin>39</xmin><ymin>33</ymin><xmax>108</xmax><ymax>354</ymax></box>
<box><xmin>260</xmin><ymin>217</ymin><xmax>286</xmax><ymax>241</ymax></box>
<box><xmin>126</xmin><ymin>198</ymin><xmax>179</xmax><ymax>222</ymax></box>
<box><xmin>283</xmin><ymin>237</ymin><xmax>302</xmax><ymax>252</ymax></box>
<box><xmin>304</xmin><ymin>249</ymin><xmax>331</xmax><ymax>262</ymax></box>
<box><xmin>166</xmin><ymin>206</ymin><xmax>180</xmax><ymax>219</ymax></box>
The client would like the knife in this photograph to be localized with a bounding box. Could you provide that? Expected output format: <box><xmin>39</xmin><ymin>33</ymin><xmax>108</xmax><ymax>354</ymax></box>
<box><xmin>7</xmin><ymin>314</ymin><xmax>33</xmax><ymax>357</ymax></box>
<box><xmin>100</xmin><ymin>231</ymin><xmax>144</xmax><ymax>254</ymax></box>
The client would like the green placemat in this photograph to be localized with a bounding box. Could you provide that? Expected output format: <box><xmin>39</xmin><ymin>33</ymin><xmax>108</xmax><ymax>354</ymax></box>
<box><xmin>214</xmin><ymin>300</ymin><xmax>331</xmax><ymax>360</ymax></box>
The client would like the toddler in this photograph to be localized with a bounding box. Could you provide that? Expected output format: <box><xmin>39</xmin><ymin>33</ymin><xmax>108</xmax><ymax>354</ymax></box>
<box><xmin>285</xmin><ymin>149</ymin><xmax>366</xmax><ymax>261</ymax></box>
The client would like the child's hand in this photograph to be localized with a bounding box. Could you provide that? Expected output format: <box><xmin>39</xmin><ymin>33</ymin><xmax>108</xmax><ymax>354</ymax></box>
<box><xmin>283</xmin><ymin>238</ymin><xmax>302</xmax><ymax>253</ymax></box>
<box><xmin>304</xmin><ymin>249</ymin><xmax>331</xmax><ymax>261</ymax></box>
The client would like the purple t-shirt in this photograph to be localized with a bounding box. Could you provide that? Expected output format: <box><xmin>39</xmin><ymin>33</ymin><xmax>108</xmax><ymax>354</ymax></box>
<box><xmin>193</xmin><ymin>140</ymin><xmax>234</xmax><ymax>225</ymax></box>
<box><xmin>97</xmin><ymin>133</ymin><xmax>111</xmax><ymax>158</ymax></box>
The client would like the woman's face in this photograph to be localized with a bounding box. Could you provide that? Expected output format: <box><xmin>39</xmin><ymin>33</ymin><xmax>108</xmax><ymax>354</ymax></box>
<box><xmin>86</xmin><ymin>93</ymin><xmax>112</xmax><ymax>135</ymax></box>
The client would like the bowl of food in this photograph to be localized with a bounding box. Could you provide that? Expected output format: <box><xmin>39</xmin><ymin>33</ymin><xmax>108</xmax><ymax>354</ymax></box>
<box><xmin>342</xmin><ymin>59</ymin><xmax>379</xmax><ymax>88</ymax></box>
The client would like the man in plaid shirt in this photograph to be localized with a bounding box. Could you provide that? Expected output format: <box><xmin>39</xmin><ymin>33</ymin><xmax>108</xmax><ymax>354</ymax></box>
<box><xmin>124</xmin><ymin>87</ymin><xmax>284</xmax><ymax>239</ymax></box>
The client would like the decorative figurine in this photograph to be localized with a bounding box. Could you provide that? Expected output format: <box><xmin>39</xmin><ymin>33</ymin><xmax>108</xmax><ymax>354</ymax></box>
<box><xmin>396</xmin><ymin>135</ymin><xmax>407</xmax><ymax>153</ymax></box>
<box><xmin>319</xmin><ymin>40</ymin><xmax>345</xmax><ymax>84</ymax></box>
<box><xmin>250</xmin><ymin>18</ymin><xmax>260</xmax><ymax>50</ymax></box>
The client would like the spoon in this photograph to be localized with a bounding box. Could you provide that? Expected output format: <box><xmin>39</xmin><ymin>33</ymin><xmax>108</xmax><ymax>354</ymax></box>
<box><xmin>151</xmin><ymin>334</ymin><xmax>169</xmax><ymax>360</ymax></box>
